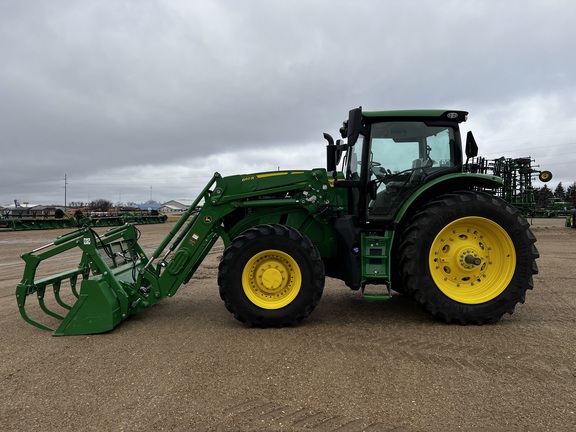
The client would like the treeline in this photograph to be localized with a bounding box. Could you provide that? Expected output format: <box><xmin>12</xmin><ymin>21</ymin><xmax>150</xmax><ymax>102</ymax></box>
<box><xmin>533</xmin><ymin>181</ymin><xmax>576</xmax><ymax>208</ymax></box>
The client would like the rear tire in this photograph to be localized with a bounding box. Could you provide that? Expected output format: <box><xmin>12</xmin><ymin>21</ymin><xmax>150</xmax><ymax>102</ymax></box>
<box><xmin>399</xmin><ymin>191</ymin><xmax>539</xmax><ymax>324</ymax></box>
<box><xmin>218</xmin><ymin>224</ymin><xmax>325</xmax><ymax>327</ymax></box>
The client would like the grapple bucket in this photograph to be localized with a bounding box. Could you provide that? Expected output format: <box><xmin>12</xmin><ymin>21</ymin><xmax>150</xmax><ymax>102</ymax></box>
<box><xmin>16</xmin><ymin>224</ymin><xmax>151</xmax><ymax>336</ymax></box>
<box><xmin>16</xmin><ymin>174</ymin><xmax>224</xmax><ymax>336</ymax></box>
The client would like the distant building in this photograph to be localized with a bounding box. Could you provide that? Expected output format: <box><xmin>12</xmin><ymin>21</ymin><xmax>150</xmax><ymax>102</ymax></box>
<box><xmin>4</xmin><ymin>203</ymin><xmax>40</xmax><ymax>209</ymax></box>
<box><xmin>160</xmin><ymin>200</ymin><xmax>195</xmax><ymax>212</ymax></box>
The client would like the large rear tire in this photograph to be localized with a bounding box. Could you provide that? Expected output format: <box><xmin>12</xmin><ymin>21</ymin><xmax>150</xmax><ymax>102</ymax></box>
<box><xmin>399</xmin><ymin>191</ymin><xmax>539</xmax><ymax>324</ymax></box>
<box><xmin>218</xmin><ymin>224</ymin><xmax>325</xmax><ymax>327</ymax></box>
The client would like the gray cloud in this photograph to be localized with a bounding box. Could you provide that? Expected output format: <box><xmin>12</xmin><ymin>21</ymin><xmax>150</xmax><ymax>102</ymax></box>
<box><xmin>1</xmin><ymin>0</ymin><xmax>575</xmax><ymax>205</ymax></box>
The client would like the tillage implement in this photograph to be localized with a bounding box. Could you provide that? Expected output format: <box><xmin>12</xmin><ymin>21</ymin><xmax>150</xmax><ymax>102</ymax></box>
<box><xmin>16</xmin><ymin>108</ymin><xmax>539</xmax><ymax>335</ymax></box>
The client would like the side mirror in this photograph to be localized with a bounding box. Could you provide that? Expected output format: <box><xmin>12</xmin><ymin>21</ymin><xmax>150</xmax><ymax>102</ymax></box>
<box><xmin>465</xmin><ymin>131</ymin><xmax>478</xmax><ymax>159</ymax></box>
<box><xmin>347</xmin><ymin>107</ymin><xmax>362</xmax><ymax>147</ymax></box>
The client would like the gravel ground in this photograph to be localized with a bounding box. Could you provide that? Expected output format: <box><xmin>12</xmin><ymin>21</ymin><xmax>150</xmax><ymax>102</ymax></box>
<box><xmin>0</xmin><ymin>218</ymin><xmax>575</xmax><ymax>431</ymax></box>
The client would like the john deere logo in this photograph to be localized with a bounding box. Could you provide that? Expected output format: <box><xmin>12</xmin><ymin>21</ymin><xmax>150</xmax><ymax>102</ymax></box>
<box><xmin>203</xmin><ymin>216</ymin><xmax>212</xmax><ymax>223</ymax></box>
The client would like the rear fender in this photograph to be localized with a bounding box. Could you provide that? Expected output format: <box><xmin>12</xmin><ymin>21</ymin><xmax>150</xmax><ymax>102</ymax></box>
<box><xmin>394</xmin><ymin>173</ymin><xmax>503</xmax><ymax>225</ymax></box>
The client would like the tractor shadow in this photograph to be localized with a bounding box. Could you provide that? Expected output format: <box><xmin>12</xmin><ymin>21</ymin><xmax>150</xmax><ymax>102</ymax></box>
<box><xmin>311</xmin><ymin>282</ymin><xmax>434</xmax><ymax>327</ymax></box>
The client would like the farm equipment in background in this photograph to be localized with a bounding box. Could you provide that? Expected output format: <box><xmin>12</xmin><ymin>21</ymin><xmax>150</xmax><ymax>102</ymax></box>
<box><xmin>465</xmin><ymin>156</ymin><xmax>576</xmax><ymax>227</ymax></box>
<box><xmin>0</xmin><ymin>206</ymin><xmax>167</xmax><ymax>232</ymax></box>
<box><xmin>16</xmin><ymin>108</ymin><xmax>539</xmax><ymax>336</ymax></box>
<box><xmin>569</xmin><ymin>207</ymin><xmax>576</xmax><ymax>228</ymax></box>
<box><xmin>466</xmin><ymin>156</ymin><xmax>552</xmax><ymax>218</ymax></box>
<box><xmin>565</xmin><ymin>199</ymin><xmax>576</xmax><ymax>228</ymax></box>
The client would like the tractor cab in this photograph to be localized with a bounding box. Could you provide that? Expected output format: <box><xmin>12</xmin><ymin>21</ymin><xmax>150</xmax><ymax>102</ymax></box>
<box><xmin>329</xmin><ymin>108</ymin><xmax>470</xmax><ymax>224</ymax></box>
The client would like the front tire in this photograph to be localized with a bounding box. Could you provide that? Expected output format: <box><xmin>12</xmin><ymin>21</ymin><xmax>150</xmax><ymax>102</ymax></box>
<box><xmin>399</xmin><ymin>191</ymin><xmax>539</xmax><ymax>324</ymax></box>
<box><xmin>218</xmin><ymin>224</ymin><xmax>325</xmax><ymax>327</ymax></box>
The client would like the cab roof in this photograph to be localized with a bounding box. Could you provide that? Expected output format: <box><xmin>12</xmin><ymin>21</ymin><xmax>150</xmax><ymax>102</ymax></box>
<box><xmin>362</xmin><ymin>109</ymin><xmax>468</xmax><ymax>123</ymax></box>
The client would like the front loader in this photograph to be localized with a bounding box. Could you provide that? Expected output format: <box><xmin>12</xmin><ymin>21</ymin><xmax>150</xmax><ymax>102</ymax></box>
<box><xmin>16</xmin><ymin>108</ymin><xmax>539</xmax><ymax>335</ymax></box>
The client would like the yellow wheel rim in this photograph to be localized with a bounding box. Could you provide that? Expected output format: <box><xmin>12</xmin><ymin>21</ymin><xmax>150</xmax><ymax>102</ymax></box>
<box><xmin>429</xmin><ymin>216</ymin><xmax>516</xmax><ymax>304</ymax></box>
<box><xmin>242</xmin><ymin>249</ymin><xmax>301</xmax><ymax>309</ymax></box>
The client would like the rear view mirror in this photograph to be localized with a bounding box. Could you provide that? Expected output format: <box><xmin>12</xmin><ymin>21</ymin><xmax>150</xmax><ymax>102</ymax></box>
<box><xmin>465</xmin><ymin>131</ymin><xmax>478</xmax><ymax>159</ymax></box>
<box><xmin>347</xmin><ymin>107</ymin><xmax>362</xmax><ymax>147</ymax></box>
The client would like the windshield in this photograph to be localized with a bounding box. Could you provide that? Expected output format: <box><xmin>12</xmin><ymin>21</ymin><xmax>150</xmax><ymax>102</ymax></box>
<box><xmin>367</xmin><ymin>122</ymin><xmax>455</xmax><ymax>176</ymax></box>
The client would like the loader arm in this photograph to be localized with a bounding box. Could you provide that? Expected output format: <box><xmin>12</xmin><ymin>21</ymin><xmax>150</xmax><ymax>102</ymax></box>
<box><xmin>138</xmin><ymin>168</ymin><xmax>340</xmax><ymax>305</ymax></box>
<box><xmin>16</xmin><ymin>169</ymin><xmax>339</xmax><ymax>335</ymax></box>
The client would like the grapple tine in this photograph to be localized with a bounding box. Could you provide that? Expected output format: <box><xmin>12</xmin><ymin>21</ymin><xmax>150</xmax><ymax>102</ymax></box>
<box><xmin>16</xmin><ymin>268</ymin><xmax>90</xmax><ymax>332</ymax></box>
<box><xmin>53</xmin><ymin>280</ymin><xmax>73</xmax><ymax>310</ymax></box>
<box><xmin>70</xmin><ymin>272</ymin><xmax>83</xmax><ymax>298</ymax></box>
<box><xmin>37</xmin><ymin>285</ymin><xmax>67</xmax><ymax>320</ymax></box>
<box><xmin>16</xmin><ymin>283</ymin><xmax>56</xmax><ymax>332</ymax></box>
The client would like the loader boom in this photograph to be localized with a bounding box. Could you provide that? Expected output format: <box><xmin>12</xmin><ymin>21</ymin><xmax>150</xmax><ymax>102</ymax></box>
<box><xmin>16</xmin><ymin>169</ymin><xmax>340</xmax><ymax>335</ymax></box>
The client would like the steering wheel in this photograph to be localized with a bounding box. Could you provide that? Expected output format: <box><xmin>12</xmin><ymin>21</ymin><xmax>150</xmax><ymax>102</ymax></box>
<box><xmin>369</xmin><ymin>162</ymin><xmax>390</xmax><ymax>180</ymax></box>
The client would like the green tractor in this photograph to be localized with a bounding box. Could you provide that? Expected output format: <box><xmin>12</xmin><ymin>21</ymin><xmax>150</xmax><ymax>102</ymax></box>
<box><xmin>16</xmin><ymin>108</ymin><xmax>539</xmax><ymax>335</ymax></box>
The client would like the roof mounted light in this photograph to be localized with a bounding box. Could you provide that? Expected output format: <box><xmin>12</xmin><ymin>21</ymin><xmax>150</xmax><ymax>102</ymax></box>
<box><xmin>445</xmin><ymin>111</ymin><xmax>468</xmax><ymax>122</ymax></box>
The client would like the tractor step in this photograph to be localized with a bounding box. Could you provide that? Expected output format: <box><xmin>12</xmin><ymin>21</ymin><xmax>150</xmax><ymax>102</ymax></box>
<box><xmin>361</xmin><ymin>284</ymin><xmax>392</xmax><ymax>301</ymax></box>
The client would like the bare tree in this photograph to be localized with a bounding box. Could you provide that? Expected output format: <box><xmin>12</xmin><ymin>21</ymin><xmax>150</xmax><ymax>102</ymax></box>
<box><xmin>89</xmin><ymin>199</ymin><xmax>113</xmax><ymax>212</ymax></box>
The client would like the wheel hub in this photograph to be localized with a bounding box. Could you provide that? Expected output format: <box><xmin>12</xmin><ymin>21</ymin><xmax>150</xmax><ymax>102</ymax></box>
<box><xmin>460</xmin><ymin>250</ymin><xmax>482</xmax><ymax>269</ymax></box>
<box><xmin>260</xmin><ymin>266</ymin><xmax>283</xmax><ymax>291</ymax></box>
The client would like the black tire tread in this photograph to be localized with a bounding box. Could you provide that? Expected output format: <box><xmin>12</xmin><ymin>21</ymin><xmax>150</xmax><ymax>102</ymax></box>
<box><xmin>398</xmin><ymin>191</ymin><xmax>539</xmax><ymax>325</ymax></box>
<box><xmin>218</xmin><ymin>224</ymin><xmax>325</xmax><ymax>327</ymax></box>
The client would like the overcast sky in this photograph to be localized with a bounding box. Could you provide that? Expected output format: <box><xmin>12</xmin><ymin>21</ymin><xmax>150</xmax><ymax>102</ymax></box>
<box><xmin>1</xmin><ymin>0</ymin><xmax>575</xmax><ymax>206</ymax></box>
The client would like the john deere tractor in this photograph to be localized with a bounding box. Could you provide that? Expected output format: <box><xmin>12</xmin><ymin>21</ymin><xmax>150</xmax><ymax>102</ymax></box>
<box><xmin>16</xmin><ymin>108</ymin><xmax>538</xmax><ymax>335</ymax></box>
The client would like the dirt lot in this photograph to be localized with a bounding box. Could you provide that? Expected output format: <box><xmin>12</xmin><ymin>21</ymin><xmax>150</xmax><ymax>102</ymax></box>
<box><xmin>1</xmin><ymin>218</ymin><xmax>575</xmax><ymax>431</ymax></box>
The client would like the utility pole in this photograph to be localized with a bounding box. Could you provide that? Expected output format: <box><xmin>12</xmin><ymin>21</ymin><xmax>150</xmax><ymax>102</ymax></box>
<box><xmin>64</xmin><ymin>174</ymin><xmax>67</xmax><ymax>211</ymax></box>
